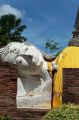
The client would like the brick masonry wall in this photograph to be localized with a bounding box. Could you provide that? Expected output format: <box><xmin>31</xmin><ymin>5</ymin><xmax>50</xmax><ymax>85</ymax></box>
<box><xmin>63</xmin><ymin>68</ymin><xmax>79</xmax><ymax>104</ymax></box>
<box><xmin>17</xmin><ymin>109</ymin><xmax>49</xmax><ymax>120</ymax></box>
<box><xmin>0</xmin><ymin>61</ymin><xmax>48</xmax><ymax>120</ymax></box>
<box><xmin>1</xmin><ymin>62</ymin><xmax>79</xmax><ymax>119</ymax></box>
<box><xmin>0</xmin><ymin>61</ymin><xmax>17</xmax><ymax>119</ymax></box>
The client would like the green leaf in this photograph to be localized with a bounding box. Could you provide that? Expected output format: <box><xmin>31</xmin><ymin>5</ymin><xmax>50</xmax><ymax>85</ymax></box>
<box><xmin>0</xmin><ymin>14</ymin><xmax>26</xmax><ymax>47</ymax></box>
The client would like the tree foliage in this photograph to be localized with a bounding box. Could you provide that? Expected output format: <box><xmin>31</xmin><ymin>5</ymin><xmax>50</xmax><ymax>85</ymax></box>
<box><xmin>43</xmin><ymin>104</ymin><xmax>79</xmax><ymax>120</ymax></box>
<box><xmin>45</xmin><ymin>39</ymin><xmax>61</xmax><ymax>56</ymax></box>
<box><xmin>0</xmin><ymin>116</ymin><xmax>11</xmax><ymax>120</ymax></box>
<box><xmin>0</xmin><ymin>14</ymin><xmax>26</xmax><ymax>47</ymax></box>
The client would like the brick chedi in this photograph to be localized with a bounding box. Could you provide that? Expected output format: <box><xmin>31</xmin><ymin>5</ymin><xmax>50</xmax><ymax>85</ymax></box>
<box><xmin>63</xmin><ymin>8</ymin><xmax>79</xmax><ymax>104</ymax></box>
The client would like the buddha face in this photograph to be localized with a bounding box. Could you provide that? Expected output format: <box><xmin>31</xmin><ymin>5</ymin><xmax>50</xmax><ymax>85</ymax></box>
<box><xmin>5</xmin><ymin>42</ymin><xmax>44</xmax><ymax>76</ymax></box>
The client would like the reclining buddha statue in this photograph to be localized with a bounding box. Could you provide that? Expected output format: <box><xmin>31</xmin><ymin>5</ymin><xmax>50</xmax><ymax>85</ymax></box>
<box><xmin>0</xmin><ymin>41</ymin><xmax>58</xmax><ymax>109</ymax></box>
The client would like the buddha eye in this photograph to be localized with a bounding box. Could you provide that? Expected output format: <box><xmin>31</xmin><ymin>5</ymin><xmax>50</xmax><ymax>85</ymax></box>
<box><xmin>14</xmin><ymin>48</ymin><xmax>17</xmax><ymax>51</ymax></box>
<box><xmin>25</xmin><ymin>48</ymin><xmax>28</xmax><ymax>51</ymax></box>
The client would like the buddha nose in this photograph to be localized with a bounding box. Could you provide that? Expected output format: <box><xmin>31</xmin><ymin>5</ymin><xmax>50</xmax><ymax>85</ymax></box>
<box><xmin>19</xmin><ymin>60</ymin><xmax>22</xmax><ymax>64</ymax></box>
<box><xmin>16</xmin><ymin>58</ymin><xmax>22</xmax><ymax>64</ymax></box>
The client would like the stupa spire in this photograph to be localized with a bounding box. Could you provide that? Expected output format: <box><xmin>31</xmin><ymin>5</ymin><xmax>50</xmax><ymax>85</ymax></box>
<box><xmin>72</xmin><ymin>7</ymin><xmax>79</xmax><ymax>38</ymax></box>
<box><xmin>68</xmin><ymin>7</ymin><xmax>79</xmax><ymax>46</ymax></box>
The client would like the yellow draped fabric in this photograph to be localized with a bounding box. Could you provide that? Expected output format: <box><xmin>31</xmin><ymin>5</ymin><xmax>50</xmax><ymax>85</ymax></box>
<box><xmin>53</xmin><ymin>46</ymin><xmax>79</xmax><ymax>108</ymax></box>
<box><xmin>48</xmin><ymin>62</ymin><xmax>53</xmax><ymax>78</ymax></box>
<box><xmin>48</xmin><ymin>62</ymin><xmax>53</xmax><ymax>109</ymax></box>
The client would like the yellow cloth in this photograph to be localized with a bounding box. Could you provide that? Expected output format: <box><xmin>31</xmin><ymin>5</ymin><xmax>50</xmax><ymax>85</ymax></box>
<box><xmin>48</xmin><ymin>62</ymin><xmax>52</xmax><ymax>78</ymax></box>
<box><xmin>53</xmin><ymin>46</ymin><xmax>79</xmax><ymax>108</ymax></box>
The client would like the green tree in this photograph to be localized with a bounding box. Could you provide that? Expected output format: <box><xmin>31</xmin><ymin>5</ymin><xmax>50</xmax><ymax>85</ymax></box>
<box><xmin>0</xmin><ymin>14</ymin><xmax>26</xmax><ymax>47</ymax></box>
<box><xmin>45</xmin><ymin>39</ymin><xmax>61</xmax><ymax>56</ymax></box>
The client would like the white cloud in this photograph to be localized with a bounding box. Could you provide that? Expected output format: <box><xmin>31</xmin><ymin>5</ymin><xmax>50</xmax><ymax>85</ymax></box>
<box><xmin>0</xmin><ymin>4</ymin><xmax>24</xmax><ymax>18</ymax></box>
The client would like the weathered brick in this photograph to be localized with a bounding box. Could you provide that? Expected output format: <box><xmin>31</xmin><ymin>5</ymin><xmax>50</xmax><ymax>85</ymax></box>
<box><xmin>63</xmin><ymin>68</ymin><xmax>79</xmax><ymax>104</ymax></box>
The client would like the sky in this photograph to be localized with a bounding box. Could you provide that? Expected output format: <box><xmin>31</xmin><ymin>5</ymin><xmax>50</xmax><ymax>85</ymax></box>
<box><xmin>0</xmin><ymin>0</ymin><xmax>79</xmax><ymax>52</ymax></box>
